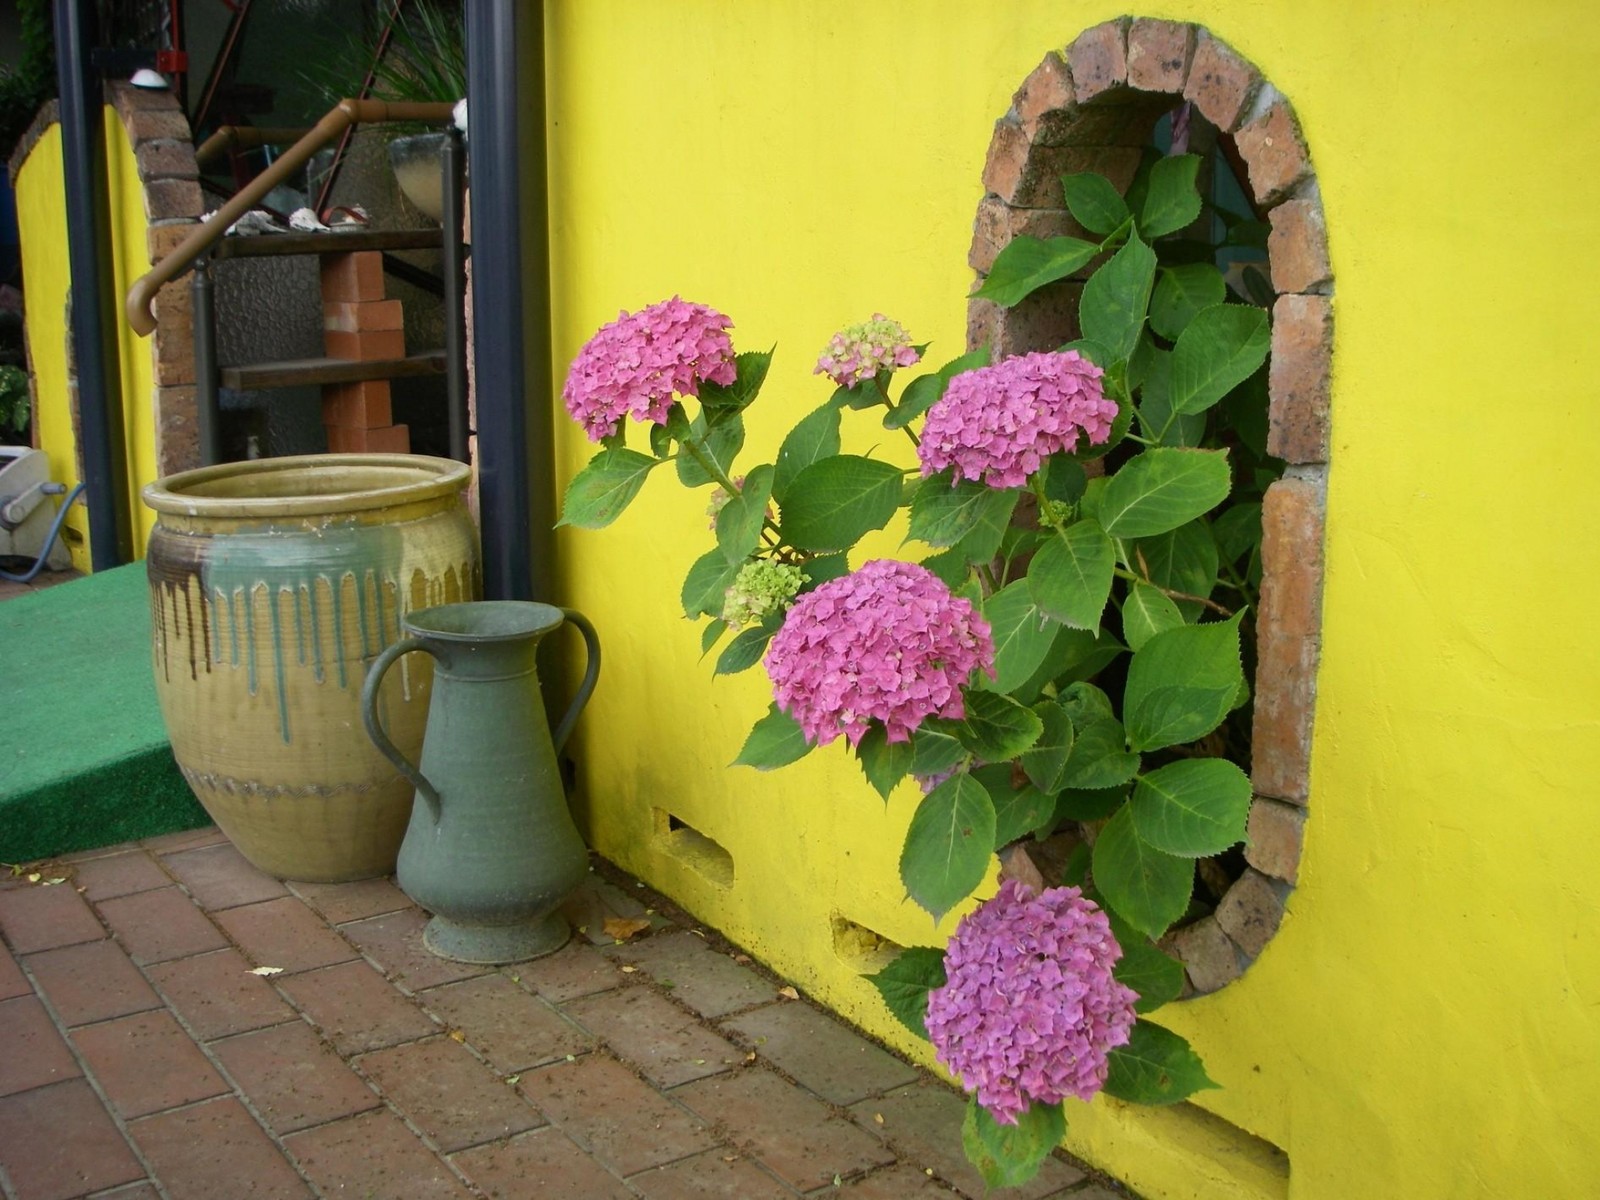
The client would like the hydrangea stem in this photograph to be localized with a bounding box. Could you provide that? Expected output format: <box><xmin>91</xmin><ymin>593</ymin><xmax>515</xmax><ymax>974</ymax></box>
<box><xmin>681</xmin><ymin>427</ymin><xmax>785</xmax><ymax>541</ymax></box>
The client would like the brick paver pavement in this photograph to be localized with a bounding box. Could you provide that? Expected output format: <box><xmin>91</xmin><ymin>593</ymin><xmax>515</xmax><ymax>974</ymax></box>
<box><xmin>0</xmin><ymin>829</ymin><xmax>1131</xmax><ymax>1199</ymax></box>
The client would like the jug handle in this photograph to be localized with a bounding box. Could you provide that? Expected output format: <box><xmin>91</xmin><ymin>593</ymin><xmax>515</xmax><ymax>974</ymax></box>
<box><xmin>361</xmin><ymin>637</ymin><xmax>442</xmax><ymax>817</ymax></box>
<box><xmin>551</xmin><ymin>608</ymin><xmax>601</xmax><ymax>754</ymax></box>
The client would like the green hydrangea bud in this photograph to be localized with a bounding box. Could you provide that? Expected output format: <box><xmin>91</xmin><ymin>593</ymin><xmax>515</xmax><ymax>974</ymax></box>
<box><xmin>722</xmin><ymin>560</ymin><xmax>808</xmax><ymax>630</ymax></box>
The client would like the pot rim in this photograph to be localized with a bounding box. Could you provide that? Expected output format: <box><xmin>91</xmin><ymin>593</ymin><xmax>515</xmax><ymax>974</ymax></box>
<box><xmin>142</xmin><ymin>453</ymin><xmax>472</xmax><ymax>519</ymax></box>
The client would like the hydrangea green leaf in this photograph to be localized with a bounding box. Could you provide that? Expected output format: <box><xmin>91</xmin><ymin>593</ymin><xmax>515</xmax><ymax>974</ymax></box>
<box><xmin>1150</xmin><ymin>263</ymin><xmax>1226</xmax><ymax>341</ymax></box>
<box><xmin>856</xmin><ymin>725</ymin><xmax>917</xmax><ymax>801</ymax></box>
<box><xmin>909</xmin><ymin>475</ymin><xmax>1010</xmax><ymax>548</ymax></box>
<box><xmin>1059</xmin><ymin>718</ymin><xmax>1140</xmax><ymax>790</ymax></box>
<box><xmin>1053</xmin><ymin>786</ymin><xmax>1127</xmax><ymax>821</ymax></box>
<box><xmin>1171</xmin><ymin>304</ymin><xmax>1271</xmax><ymax>417</ymax></box>
<box><xmin>1079</xmin><ymin>232</ymin><xmax>1156</xmax><ymax>362</ymax></box>
<box><xmin>1103</xmin><ymin>1020</ymin><xmax>1217</xmax><ymax>1104</ymax></box>
<box><xmin>733</xmin><ymin>704</ymin><xmax>813</xmax><ymax>771</ymax></box>
<box><xmin>1062</xmin><ymin>171</ymin><xmax>1131</xmax><ymax>235</ymax></box>
<box><xmin>912</xmin><ymin>728</ymin><xmax>967</xmax><ymax>778</ymax></box>
<box><xmin>1098</xmin><ymin>448</ymin><xmax>1231</xmax><ymax>540</ymax></box>
<box><xmin>868</xmin><ymin>946</ymin><xmax>946</xmax><ymax>1039</ymax></box>
<box><xmin>1138</xmin><ymin>154</ymin><xmax>1202</xmax><ymax>238</ymax></box>
<box><xmin>1129</xmin><ymin>758</ymin><xmax>1252</xmax><ymax>856</ymax></box>
<box><xmin>695</xmin><ymin>347</ymin><xmax>773</xmax><ymax>410</ymax></box>
<box><xmin>779</xmin><ymin>455</ymin><xmax>903</xmax><ymax>552</ymax></box>
<box><xmin>1020</xmin><ymin>701</ymin><xmax>1074</xmax><ymax>793</ymax></box>
<box><xmin>1133</xmin><ymin>521</ymin><xmax>1219</xmax><ymax>621</ymax></box>
<box><xmin>979</xmin><ymin>582</ymin><xmax>1058</xmax><ymax>693</ymax></box>
<box><xmin>699</xmin><ymin>618</ymin><xmax>728</xmax><ymax>658</ymax></box>
<box><xmin>772</xmin><ymin>403</ymin><xmax>842</xmax><ymax>503</ymax></box>
<box><xmin>713</xmin><ymin>621</ymin><xmax>778</xmax><ymax>677</ymax></box>
<box><xmin>1091</xmin><ymin>807</ymin><xmax>1194</xmax><ymax>937</ymax></box>
<box><xmin>675</xmin><ymin>410</ymin><xmax>746</xmax><ymax>487</ymax></box>
<box><xmin>715</xmin><ymin>464</ymin><xmax>773</xmax><ymax>564</ymax></box>
<box><xmin>1027</xmin><ymin>520</ymin><xmax>1114</xmax><ymax>630</ymax></box>
<box><xmin>948</xmin><ymin>691</ymin><xmax>1045</xmax><ymax>762</ymax></box>
<box><xmin>900</xmin><ymin>774</ymin><xmax>997</xmax><ymax>922</ymax></box>
<box><xmin>961</xmin><ymin>1096</ymin><xmax>1067</xmax><ymax>1190</ymax></box>
<box><xmin>1114</xmin><ymin>940</ymin><xmax>1186</xmax><ymax>1014</ymax></box>
<box><xmin>889</xmin><ymin>347</ymin><xmax>993</xmax><ymax>430</ymax></box>
<box><xmin>972</xmin><ymin>235</ymin><xmax>1101</xmax><ymax>307</ymax></box>
<box><xmin>987</xmin><ymin>780</ymin><xmax>1054</xmax><ymax>850</ymax></box>
<box><xmin>1123</xmin><ymin>614</ymin><xmax>1244</xmax><ymax>752</ymax></box>
<box><xmin>681</xmin><ymin>548</ymin><xmax>740</xmax><ymax>619</ymax></box>
<box><xmin>1122</xmin><ymin>581</ymin><xmax>1185</xmax><ymax>651</ymax></box>
<box><xmin>558</xmin><ymin>449</ymin><xmax>660</xmax><ymax>529</ymax></box>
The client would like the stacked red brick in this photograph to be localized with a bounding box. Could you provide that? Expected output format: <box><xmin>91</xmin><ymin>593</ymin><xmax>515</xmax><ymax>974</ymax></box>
<box><xmin>320</xmin><ymin>253</ymin><xmax>411</xmax><ymax>454</ymax></box>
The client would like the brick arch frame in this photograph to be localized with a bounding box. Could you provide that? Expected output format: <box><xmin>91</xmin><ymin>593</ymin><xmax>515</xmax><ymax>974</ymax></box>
<box><xmin>967</xmin><ymin>18</ymin><xmax>1331</xmax><ymax>995</ymax></box>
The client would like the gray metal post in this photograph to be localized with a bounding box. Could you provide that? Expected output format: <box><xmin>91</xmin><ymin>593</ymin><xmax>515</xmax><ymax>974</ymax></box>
<box><xmin>440</xmin><ymin>127</ymin><xmax>469</xmax><ymax>464</ymax></box>
<box><xmin>53</xmin><ymin>0</ymin><xmax>132</xmax><ymax>567</ymax></box>
<box><xmin>465</xmin><ymin>0</ymin><xmax>553</xmax><ymax>602</ymax></box>
<box><xmin>191</xmin><ymin>259</ymin><xmax>220</xmax><ymax>466</ymax></box>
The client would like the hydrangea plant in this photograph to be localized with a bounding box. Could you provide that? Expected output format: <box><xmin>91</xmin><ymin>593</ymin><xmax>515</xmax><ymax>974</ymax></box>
<box><xmin>559</xmin><ymin>151</ymin><xmax>1276</xmax><ymax>1187</ymax></box>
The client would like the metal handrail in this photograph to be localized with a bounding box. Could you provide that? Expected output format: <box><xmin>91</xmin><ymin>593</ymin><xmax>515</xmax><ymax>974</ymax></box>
<box><xmin>126</xmin><ymin>97</ymin><xmax>454</xmax><ymax>336</ymax></box>
<box><xmin>193</xmin><ymin>126</ymin><xmax>312</xmax><ymax>168</ymax></box>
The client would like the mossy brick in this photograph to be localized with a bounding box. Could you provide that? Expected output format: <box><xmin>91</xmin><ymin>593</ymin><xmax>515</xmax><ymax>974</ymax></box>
<box><xmin>1127</xmin><ymin>19</ymin><xmax>1196</xmax><ymax>93</ymax></box>
<box><xmin>1183</xmin><ymin>32</ymin><xmax>1262</xmax><ymax>132</ymax></box>
<box><xmin>1067</xmin><ymin>19</ymin><xmax>1131</xmax><ymax>105</ymax></box>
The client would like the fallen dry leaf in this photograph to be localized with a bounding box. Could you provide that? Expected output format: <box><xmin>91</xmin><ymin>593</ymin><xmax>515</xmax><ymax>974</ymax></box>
<box><xmin>777</xmin><ymin>985</ymin><xmax>799</xmax><ymax>1001</ymax></box>
<box><xmin>744</xmin><ymin>1051</ymin><xmax>757</xmax><ymax>1063</ymax></box>
<box><xmin>620</xmin><ymin>964</ymin><xmax>638</xmax><ymax>974</ymax></box>
<box><xmin>505</xmin><ymin>1074</ymin><xmax>521</xmax><ymax>1086</ymax></box>
<box><xmin>26</xmin><ymin>872</ymin><xmax>40</xmax><ymax>883</ymax></box>
<box><xmin>248</xmin><ymin>966</ymin><xmax>284</xmax><ymax>976</ymax></box>
<box><xmin>874</xmin><ymin>1112</ymin><xmax>885</xmax><ymax>1125</ymax></box>
<box><xmin>603</xmin><ymin>916</ymin><xmax>652</xmax><ymax>942</ymax></box>
<box><xmin>40</xmin><ymin>877</ymin><xmax>67</xmax><ymax>886</ymax></box>
<box><xmin>732</xmin><ymin>953</ymin><xmax>752</xmax><ymax>965</ymax></box>
<box><xmin>448</xmin><ymin>1029</ymin><xmax>466</xmax><ymax>1042</ymax></box>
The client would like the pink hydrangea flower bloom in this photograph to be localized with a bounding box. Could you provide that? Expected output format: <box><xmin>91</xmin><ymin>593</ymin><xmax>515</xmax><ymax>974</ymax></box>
<box><xmin>764</xmin><ymin>559</ymin><xmax>994</xmax><ymax>748</ymax></box>
<box><xmin>924</xmin><ymin>880</ymin><xmax>1138</xmax><ymax>1125</ymax></box>
<box><xmin>917</xmin><ymin>351</ymin><xmax>1118</xmax><ymax>489</ymax></box>
<box><xmin>562</xmin><ymin>297</ymin><xmax>737</xmax><ymax>442</ymax></box>
<box><xmin>814</xmin><ymin>314</ymin><xmax>922</xmax><ymax>389</ymax></box>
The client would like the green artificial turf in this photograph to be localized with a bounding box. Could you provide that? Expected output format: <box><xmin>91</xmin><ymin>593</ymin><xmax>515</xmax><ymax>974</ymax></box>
<box><xmin>0</xmin><ymin>563</ymin><xmax>207</xmax><ymax>863</ymax></box>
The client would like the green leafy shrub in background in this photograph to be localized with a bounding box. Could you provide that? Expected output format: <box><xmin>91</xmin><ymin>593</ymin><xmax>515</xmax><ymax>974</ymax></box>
<box><xmin>0</xmin><ymin>0</ymin><xmax>56</xmax><ymax>161</ymax></box>
<box><xmin>0</xmin><ymin>365</ymin><xmax>30</xmax><ymax>442</ymax></box>
<box><xmin>559</xmin><ymin>152</ymin><xmax>1278</xmax><ymax>1188</ymax></box>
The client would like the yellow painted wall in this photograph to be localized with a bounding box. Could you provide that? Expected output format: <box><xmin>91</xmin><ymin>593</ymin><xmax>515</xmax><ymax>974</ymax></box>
<box><xmin>13</xmin><ymin>107</ymin><xmax>161</xmax><ymax>569</ymax></box>
<box><xmin>544</xmin><ymin>4</ymin><xmax>1600</xmax><ymax>1199</ymax></box>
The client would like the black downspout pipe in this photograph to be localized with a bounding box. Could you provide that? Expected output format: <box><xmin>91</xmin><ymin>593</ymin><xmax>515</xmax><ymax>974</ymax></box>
<box><xmin>465</xmin><ymin>0</ymin><xmax>552</xmax><ymax>602</ymax></box>
<box><xmin>53</xmin><ymin>0</ymin><xmax>132</xmax><ymax>570</ymax></box>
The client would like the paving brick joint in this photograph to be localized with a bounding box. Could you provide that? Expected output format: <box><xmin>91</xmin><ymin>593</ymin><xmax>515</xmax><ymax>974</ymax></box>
<box><xmin>0</xmin><ymin>831</ymin><xmax>1137</xmax><ymax>1199</ymax></box>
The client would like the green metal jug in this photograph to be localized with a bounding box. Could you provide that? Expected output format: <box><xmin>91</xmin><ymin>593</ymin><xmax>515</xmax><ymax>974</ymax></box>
<box><xmin>361</xmin><ymin>600</ymin><xmax>600</xmax><ymax>964</ymax></box>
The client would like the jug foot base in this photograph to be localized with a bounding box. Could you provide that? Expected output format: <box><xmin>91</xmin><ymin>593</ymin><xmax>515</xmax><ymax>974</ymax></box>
<box><xmin>422</xmin><ymin>912</ymin><xmax>571</xmax><ymax>964</ymax></box>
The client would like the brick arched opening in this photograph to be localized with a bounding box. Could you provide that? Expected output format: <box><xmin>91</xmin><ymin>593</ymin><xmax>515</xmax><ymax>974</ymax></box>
<box><xmin>967</xmin><ymin>18</ymin><xmax>1331</xmax><ymax>995</ymax></box>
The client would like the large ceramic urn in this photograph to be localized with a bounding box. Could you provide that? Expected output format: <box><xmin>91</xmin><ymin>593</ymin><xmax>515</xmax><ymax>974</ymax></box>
<box><xmin>142</xmin><ymin>454</ymin><xmax>479</xmax><ymax>881</ymax></box>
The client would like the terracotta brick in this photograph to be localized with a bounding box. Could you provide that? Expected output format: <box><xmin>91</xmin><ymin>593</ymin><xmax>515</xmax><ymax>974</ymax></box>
<box><xmin>145</xmin><ymin>219</ymin><xmax>201</xmax><ymax>267</ymax></box>
<box><xmin>72</xmin><ymin>849</ymin><xmax>170</xmax><ymax>903</ymax></box>
<box><xmin>1267</xmin><ymin>293</ymin><xmax>1333</xmax><ymax>464</ymax></box>
<box><xmin>980</xmin><ymin>119</ymin><xmax>1028</xmax><ymax>204</ymax></box>
<box><xmin>109</xmin><ymin>80</ymin><xmax>180</xmax><ymax>115</ymax></box>
<box><xmin>1165</xmin><ymin>915</ymin><xmax>1243</xmax><ymax>993</ymax></box>
<box><xmin>1183</xmin><ymin>32</ymin><xmax>1262</xmax><ymax>132</ymax></box>
<box><xmin>153</xmin><ymin>287</ymin><xmax>196</xmax><ymax>386</ymax></box>
<box><xmin>130</xmin><ymin>1096</ymin><xmax>312</xmax><ymax>1198</ymax></box>
<box><xmin>1127</xmin><ymin>19</ymin><xmax>1196</xmax><ymax>93</ymax></box>
<box><xmin>516</xmin><ymin>1054</ymin><xmax>716</xmax><ymax>1176</ymax></box>
<box><xmin>968</xmin><ymin>279</ymin><xmax>1085</xmax><ymax>361</ymax></box>
<box><xmin>848</xmin><ymin>1080</ymin><xmax>1085</xmax><ymax>1199</ymax></box>
<box><xmin>211</xmin><ymin>1019</ymin><xmax>381</xmax><ymax>1134</ymax></box>
<box><xmin>98</xmin><ymin>887</ymin><xmax>226</xmax><ymax>965</ymax></box>
<box><xmin>326</xmin><ymin>422</ymin><xmax>412</xmax><ymax>454</ymax></box>
<box><xmin>322</xmin><ymin>379</ymin><xmax>393</xmax><ymax>429</ymax></box>
<box><xmin>629</xmin><ymin>1149</ymin><xmax>795</xmax><ymax>1199</ymax></box>
<box><xmin>136</xmin><ymin>140</ymin><xmax>198</xmax><ymax>181</ymax></box>
<box><xmin>320</xmin><ymin>252</ymin><xmax>386</xmax><ymax>303</ymax></box>
<box><xmin>289</xmin><ymin>876</ymin><xmax>413</xmax><ymax>925</ymax></box>
<box><xmin>832</xmin><ymin>1163</ymin><xmax>966</xmax><ymax>1198</ymax></box>
<box><xmin>358</xmin><ymin>1036</ymin><xmax>545</xmax><ymax>1152</ymax></box>
<box><xmin>1269</xmin><ymin>196</ymin><xmax>1332</xmax><ymax>295</ymax></box>
<box><xmin>141</xmin><ymin>825</ymin><xmax>228</xmax><ymax>854</ymax></box>
<box><xmin>1067</xmin><ymin>19</ymin><xmax>1131</xmax><ymax>106</ymax></box>
<box><xmin>604</xmin><ymin>931</ymin><xmax>770</xmax><ymax>1020</ymax></box>
<box><xmin>285</xmin><ymin>1108</ymin><xmax>475</xmax><ymax>1199</ymax></box>
<box><xmin>214</xmin><ymin>896</ymin><xmax>359</xmax><ymax>974</ymax></box>
<box><xmin>514</xmin><ymin>938</ymin><xmax>626</xmax><ymax>1004</ymax></box>
<box><xmin>984</xmin><ymin>132</ymin><xmax>1142</xmax><ymax>211</ymax></box>
<box><xmin>0</xmin><ymin>1080</ymin><xmax>144</xmax><ymax>1200</ymax></box>
<box><xmin>144</xmin><ymin>177</ymin><xmax>203</xmax><ymax>222</ymax></box>
<box><xmin>1235</xmin><ymin>97</ymin><xmax>1312</xmax><ymax>207</ymax></box>
<box><xmin>124</xmin><ymin>107</ymin><xmax>192</xmax><ymax>145</ymax></box>
<box><xmin>419</xmin><ymin>974</ymin><xmax>593</xmax><ymax>1073</ymax></box>
<box><xmin>673</xmin><ymin>1067</ymin><xmax>894</xmax><ymax>1192</ymax></box>
<box><xmin>1246</xmin><ymin>797</ymin><xmax>1308</xmax><ymax>884</ymax></box>
<box><xmin>1215</xmin><ymin>869</ymin><xmax>1289</xmax><ymax>958</ymax></box>
<box><xmin>969</xmin><ymin>197</ymin><xmax>1092</xmax><ymax>275</ymax></box>
<box><xmin>1252</xmin><ymin>627</ymin><xmax>1319</xmax><ymax>804</ymax></box>
<box><xmin>721</xmin><ymin>1001</ymin><xmax>920</xmax><ymax>1106</ymax></box>
<box><xmin>163</xmin><ymin>842</ymin><xmax>289</xmax><ymax>911</ymax></box>
<box><xmin>276</xmin><ymin>959</ymin><xmax>437</xmax><ymax>1055</ymax></box>
<box><xmin>451</xmin><ymin>1126</ymin><xmax>633</xmax><ymax>1200</ymax></box>
<box><xmin>71</xmin><ymin>1009</ymin><xmax>229</xmax><ymax>1119</ymax></box>
<box><xmin>324</xmin><ymin>298</ymin><xmax>404</xmax><ymax>334</ymax></box>
<box><xmin>0</xmin><ymin>940</ymin><xmax>28</xmax><ymax>1000</ymax></box>
<box><xmin>565</xmin><ymin>985</ymin><xmax>739</xmax><ymax>1088</ymax></box>
<box><xmin>146</xmin><ymin>947</ymin><xmax>297</xmax><ymax>1040</ymax></box>
<box><xmin>339</xmin><ymin>907</ymin><xmax>490</xmax><ymax>991</ymax></box>
<box><xmin>0</xmin><ymin>882</ymin><xmax>105</xmax><ymax>953</ymax></box>
<box><xmin>0</xmin><ymin>995</ymin><xmax>83</xmax><ymax>1097</ymax></box>
<box><xmin>25</xmin><ymin>938</ymin><xmax>163</xmax><ymax>1027</ymax></box>
<box><xmin>324</xmin><ymin>327</ymin><xmax>407</xmax><ymax>361</ymax></box>
<box><xmin>1011</xmin><ymin>53</ymin><xmax>1076</xmax><ymax>144</ymax></box>
<box><xmin>1258</xmin><ymin>474</ymin><xmax>1327</xmax><ymax>640</ymax></box>
<box><xmin>154</xmin><ymin>384</ymin><xmax>202</xmax><ymax>476</ymax></box>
